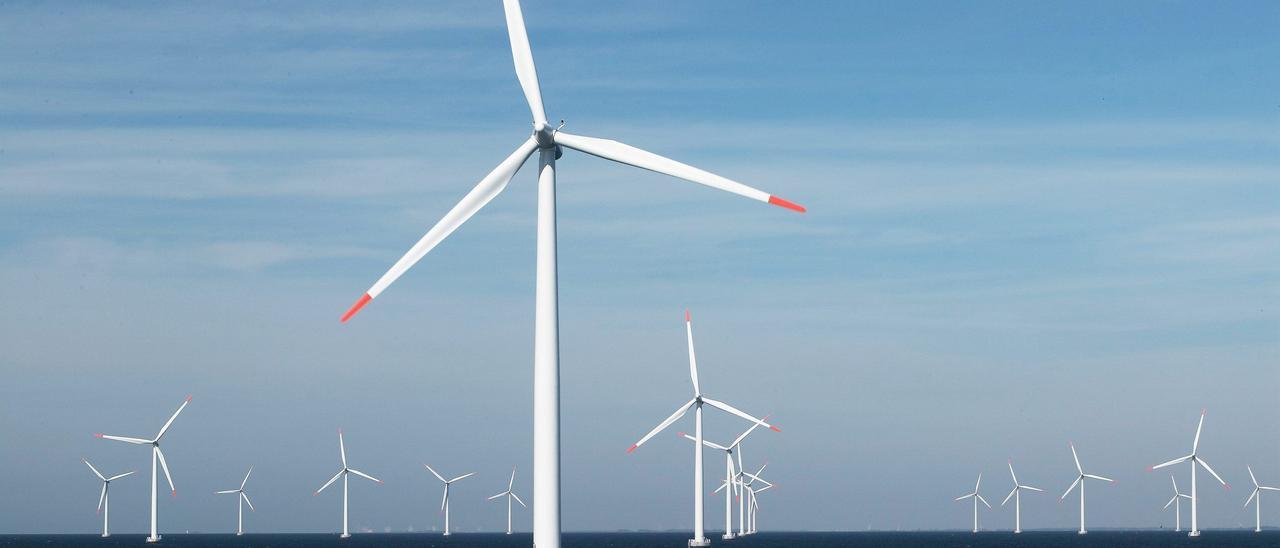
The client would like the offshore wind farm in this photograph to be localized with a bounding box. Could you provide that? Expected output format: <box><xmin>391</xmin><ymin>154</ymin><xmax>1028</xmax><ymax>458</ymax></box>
<box><xmin>0</xmin><ymin>1</ymin><xmax>1276</xmax><ymax>547</ymax></box>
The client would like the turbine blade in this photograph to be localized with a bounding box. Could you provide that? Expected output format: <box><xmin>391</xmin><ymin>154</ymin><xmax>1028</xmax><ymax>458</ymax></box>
<box><xmin>83</xmin><ymin>459</ymin><xmax>106</xmax><ymax>481</ymax></box>
<box><xmin>488</xmin><ymin>492</ymin><xmax>508</xmax><ymax>501</ymax></box>
<box><xmin>685</xmin><ymin>309</ymin><xmax>701</xmax><ymax>396</ymax></box>
<box><xmin>105</xmin><ymin>471</ymin><xmax>135</xmax><ymax>482</ymax></box>
<box><xmin>501</xmin><ymin>0</ymin><xmax>546</xmax><ymax>125</ymax></box>
<box><xmin>1002</xmin><ymin>487</ymin><xmax>1017</xmax><ymax>506</ymax></box>
<box><xmin>975</xmin><ymin>473</ymin><xmax>982</xmax><ymax>492</ymax></box>
<box><xmin>731</xmin><ymin>414</ymin><xmax>771</xmax><ymax>448</ymax></box>
<box><xmin>508</xmin><ymin>467</ymin><xmax>515</xmax><ymax>491</ymax></box>
<box><xmin>97</xmin><ymin>483</ymin><xmax>106</xmax><ymax>513</ymax></box>
<box><xmin>552</xmin><ymin>131</ymin><xmax>805</xmax><ymax>213</ymax></box>
<box><xmin>240</xmin><ymin>466</ymin><xmax>253</xmax><ymax>490</ymax></box>
<box><xmin>348</xmin><ymin>468</ymin><xmax>382</xmax><ymax>484</ymax></box>
<box><xmin>1007</xmin><ymin>460</ymin><xmax>1018</xmax><ymax>485</ymax></box>
<box><xmin>339</xmin><ymin>430</ymin><xmax>347</xmax><ymax>469</ymax></box>
<box><xmin>713</xmin><ymin>481</ymin><xmax>728</xmax><ymax>494</ymax></box>
<box><xmin>1083</xmin><ymin>474</ymin><xmax>1114</xmax><ymax>483</ymax></box>
<box><xmin>977</xmin><ymin>494</ymin><xmax>991</xmax><ymax>509</ymax></box>
<box><xmin>1171</xmin><ymin>475</ymin><xmax>1180</xmax><ymax>494</ymax></box>
<box><xmin>241</xmin><ymin>491</ymin><xmax>255</xmax><ymax>512</ymax></box>
<box><xmin>449</xmin><ymin>472</ymin><xmax>476</xmax><ymax>483</ymax></box>
<box><xmin>315</xmin><ymin>470</ymin><xmax>343</xmax><ymax>495</ymax></box>
<box><xmin>155</xmin><ymin>447</ymin><xmax>176</xmax><ymax>494</ymax></box>
<box><xmin>701</xmin><ymin>398</ymin><xmax>779</xmax><ymax>431</ymax></box>
<box><xmin>1070</xmin><ymin>443</ymin><xmax>1082</xmax><ymax>474</ymax></box>
<box><xmin>216</xmin><ymin>489</ymin><xmax>239</xmax><ymax>494</ymax></box>
<box><xmin>679</xmin><ymin>432</ymin><xmax>730</xmax><ymax>452</ymax></box>
<box><xmin>512</xmin><ymin>492</ymin><xmax>527</xmax><ymax>507</ymax></box>
<box><xmin>96</xmin><ymin>434</ymin><xmax>150</xmax><ymax>445</ymax></box>
<box><xmin>954</xmin><ymin>493</ymin><xmax>974</xmax><ymax>501</ymax></box>
<box><xmin>1151</xmin><ymin>455</ymin><xmax>1192</xmax><ymax>471</ymax></box>
<box><xmin>441</xmin><ymin>484</ymin><xmax>449</xmax><ymax>512</ymax></box>
<box><xmin>1022</xmin><ymin>485</ymin><xmax>1043</xmax><ymax>492</ymax></box>
<box><xmin>424</xmin><ymin>464</ymin><xmax>446</xmax><ymax>483</ymax></box>
<box><xmin>1196</xmin><ymin>458</ymin><xmax>1227</xmax><ymax>487</ymax></box>
<box><xmin>341</xmin><ymin>138</ymin><xmax>539</xmax><ymax>322</ymax></box>
<box><xmin>1259</xmin><ymin>486</ymin><xmax>1280</xmax><ymax>492</ymax></box>
<box><xmin>1061</xmin><ymin>476</ymin><xmax>1081</xmax><ymax>500</ymax></box>
<box><xmin>1246</xmin><ymin>489</ymin><xmax>1258</xmax><ymax>507</ymax></box>
<box><xmin>1193</xmin><ymin>408</ymin><xmax>1205</xmax><ymax>453</ymax></box>
<box><xmin>154</xmin><ymin>395</ymin><xmax>191</xmax><ymax>441</ymax></box>
<box><xmin>1249</xmin><ymin>466</ymin><xmax>1258</xmax><ymax>488</ymax></box>
<box><xmin>628</xmin><ymin>399</ymin><xmax>695</xmax><ymax>452</ymax></box>
<box><xmin>1165</xmin><ymin>495</ymin><xmax>1177</xmax><ymax>509</ymax></box>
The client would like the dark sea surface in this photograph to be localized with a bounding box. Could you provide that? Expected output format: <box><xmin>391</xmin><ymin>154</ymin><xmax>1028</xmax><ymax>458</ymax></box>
<box><xmin>2</xmin><ymin>532</ymin><xmax>1278</xmax><ymax>548</ymax></box>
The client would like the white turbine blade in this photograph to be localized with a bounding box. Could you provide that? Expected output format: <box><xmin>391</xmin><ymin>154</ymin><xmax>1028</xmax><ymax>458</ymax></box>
<box><xmin>1022</xmin><ymin>485</ymin><xmax>1044</xmax><ymax>492</ymax></box>
<box><xmin>1179</xmin><ymin>494</ymin><xmax>1192</xmax><ymax>499</ymax></box>
<box><xmin>512</xmin><ymin>492</ymin><xmax>527</xmax><ymax>507</ymax></box>
<box><xmin>1070</xmin><ymin>443</ymin><xmax>1082</xmax><ymax>474</ymax></box>
<box><xmin>449</xmin><ymin>472</ymin><xmax>476</xmax><ymax>483</ymax></box>
<box><xmin>685</xmin><ymin>310</ymin><xmax>701</xmax><ymax>397</ymax></box>
<box><xmin>1192</xmin><ymin>408</ymin><xmax>1206</xmax><ymax>453</ymax></box>
<box><xmin>441</xmin><ymin>484</ymin><xmax>449</xmax><ymax>512</ymax></box>
<box><xmin>1165</xmin><ymin>495</ymin><xmax>1178</xmax><ymax>509</ymax></box>
<box><xmin>501</xmin><ymin>0</ymin><xmax>546</xmax><ymax>125</ymax></box>
<box><xmin>975</xmin><ymin>473</ymin><xmax>983</xmax><ymax>492</ymax></box>
<box><xmin>977</xmin><ymin>494</ymin><xmax>991</xmax><ymax>509</ymax></box>
<box><xmin>1151</xmin><ymin>454</ymin><xmax>1192</xmax><ymax>471</ymax></box>
<box><xmin>154</xmin><ymin>395</ymin><xmax>191</xmax><ymax>441</ymax></box>
<box><xmin>1001</xmin><ymin>487</ymin><xmax>1017</xmax><ymax>506</ymax></box>
<box><xmin>241</xmin><ymin>492</ymin><xmax>255</xmax><ymax>512</ymax></box>
<box><xmin>1244</xmin><ymin>489</ymin><xmax>1258</xmax><ymax>508</ymax></box>
<box><xmin>423</xmin><ymin>464</ymin><xmax>446</xmax><ymax>483</ymax></box>
<box><xmin>105</xmin><ymin>471</ymin><xmax>135</xmax><ymax>482</ymax></box>
<box><xmin>315</xmin><ymin>470</ymin><xmax>343</xmax><ymax>495</ymax></box>
<box><xmin>83</xmin><ymin>459</ymin><xmax>106</xmax><ymax>481</ymax></box>
<box><xmin>678</xmin><ymin>432</ymin><xmax>729</xmax><ymax>451</ymax></box>
<box><xmin>97</xmin><ymin>483</ymin><xmax>106</xmax><ymax>513</ymax></box>
<box><xmin>1196</xmin><ymin>458</ymin><xmax>1228</xmax><ymax>487</ymax></box>
<box><xmin>755</xmin><ymin>463</ymin><xmax>768</xmax><ymax>478</ymax></box>
<box><xmin>552</xmin><ymin>131</ymin><xmax>806</xmax><ymax>213</ymax></box>
<box><xmin>1260</xmin><ymin>486</ymin><xmax>1280</xmax><ymax>492</ymax></box>
<box><xmin>1249</xmin><ymin>466</ymin><xmax>1258</xmax><ymax>488</ymax></box>
<box><xmin>743</xmin><ymin>472</ymin><xmax>772</xmax><ymax>487</ymax></box>
<box><xmin>338</xmin><ymin>430</ymin><xmax>347</xmax><ymax>468</ymax></box>
<box><xmin>1171</xmin><ymin>475</ymin><xmax>1180</xmax><ymax>494</ymax></box>
<box><xmin>1061</xmin><ymin>476</ymin><xmax>1081</xmax><ymax>500</ymax></box>
<box><xmin>954</xmin><ymin>493</ymin><xmax>975</xmax><ymax>501</ymax></box>
<box><xmin>155</xmin><ymin>447</ymin><xmax>176</xmax><ymax>494</ymax></box>
<box><xmin>348</xmin><ymin>468</ymin><xmax>382</xmax><ymax>484</ymax></box>
<box><xmin>216</xmin><ymin>489</ymin><xmax>239</xmax><ymax>494</ymax></box>
<box><xmin>488</xmin><ymin>491</ymin><xmax>509</xmax><ymax>501</ymax></box>
<box><xmin>508</xmin><ymin>467</ymin><xmax>515</xmax><ymax>491</ymax></box>
<box><xmin>240</xmin><ymin>466</ymin><xmax>253</xmax><ymax>490</ymax></box>
<box><xmin>340</xmin><ymin>138</ymin><xmax>539</xmax><ymax>322</ymax></box>
<box><xmin>755</xmin><ymin>484</ymin><xmax>774</xmax><ymax>494</ymax></box>
<box><xmin>702</xmin><ymin>398</ymin><xmax>780</xmax><ymax>432</ymax></box>
<box><xmin>1083</xmin><ymin>473</ymin><xmax>1114</xmax><ymax>483</ymax></box>
<box><xmin>1007</xmin><ymin>460</ymin><xmax>1018</xmax><ymax>485</ymax></box>
<box><xmin>731</xmin><ymin>414</ymin><xmax>771</xmax><ymax>448</ymax></box>
<box><xmin>713</xmin><ymin>481</ymin><xmax>728</xmax><ymax>494</ymax></box>
<box><xmin>96</xmin><ymin>434</ymin><xmax>150</xmax><ymax>445</ymax></box>
<box><xmin>627</xmin><ymin>398</ymin><xmax>695</xmax><ymax>453</ymax></box>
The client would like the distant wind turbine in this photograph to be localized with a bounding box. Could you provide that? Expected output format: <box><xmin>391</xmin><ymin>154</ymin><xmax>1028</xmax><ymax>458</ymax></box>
<box><xmin>82</xmin><ymin>459</ymin><xmax>134</xmax><ymax>538</ymax></box>
<box><xmin>1149</xmin><ymin>409</ymin><xmax>1229</xmax><ymax>537</ymax></box>
<box><xmin>1245</xmin><ymin>466</ymin><xmax>1279</xmax><ymax>533</ymax></box>
<box><xmin>424</xmin><ymin>464</ymin><xmax>475</xmax><ymax>536</ymax></box>
<box><xmin>95</xmin><ymin>394</ymin><xmax>190</xmax><ymax>543</ymax></box>
<box><xmin>487</xmin><ymin>467</ymin><xmax>525</xmax><ymax>534</ymax></box>
<box><xmin>627</xmin><ymin>310</ymin><xmax>778</xmax><ymax>547</ymax></box>
<box><xmin>1164</xmin><ymin>475</ymin><xmax>1191</xmax><ymax>532</ymax></box>
<box><xmin>314</xmin><ymin>429</ymin><xmax>383</xmax><ymax>539</ymax></box>
<box><xmin>1001</xmin><ymin>460</ymin><xmax>1043</xmax><ymax>534</ymax></box>
<box><xmin>215</xmin><ymin>466</ymin><xmax>256</xmax><ymax>536</ymax></box>
<box><xmin>686</xmin><ymin>414</ymin><xmax>770</xmax><ymax>540</ymax></box>
<box><xmin>954</xmin><ymin>473</ymin><xmax>991</xmax><ymax>533</ymax></box>
<box><xmin>1061</xmin><ymin>442</ymin><xmax>1113</xmax><ymax>535</ymax></box>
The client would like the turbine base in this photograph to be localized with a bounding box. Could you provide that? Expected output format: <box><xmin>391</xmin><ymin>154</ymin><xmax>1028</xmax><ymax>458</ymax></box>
<box><xmin>722</xmin><ymin>533</ymin><xmax>736</xmax><ymax>540</ymax></box>
<box><xmin>146</xmin><ymin>536</ymin><xmax>161</xmax><ymax>543</ymax></box>
<box><xmin>689</xmin><ymin>539</ymin><xmax>712</xmax><ymax>547</ymax></box>
<box><xmin>1077</xmin><ymin>530</ymin><xmax>1087</xmax><ymax>535</ymax></box>
<box><xmin>340</xmin><ymin>533</ymin><xmax>352</xmax><ymax>539</ymax></box>
<box><xmin>1188</xmin><ymin>531</ymin><xmax>1200</xmax><ymax>537</ymax></box>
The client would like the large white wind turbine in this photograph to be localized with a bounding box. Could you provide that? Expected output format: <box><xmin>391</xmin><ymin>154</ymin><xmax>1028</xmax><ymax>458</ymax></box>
<box><xmin>95</xmin><ymin>394</ymin><xmax>190</xmax><ymax>543</ymax></box>
<box><xmin>954</xmin><ymin>473</ymin><xmax>991</xmax><ymax>533</ymax></box>
<box><xmin>1060</xmin><ymin>442</ymin><xmax>1113</xmax><ymax>535</ymax></box>
<box><xmin>488</xmin><ymin>467</ymin><xmax>526</xmax><ymax>535</ymax></box>
<box><xmin>1001</xmin><ymin>459</ymin><xmax>1043</xmax><ymax>534</ymax></box>
<box><xmin>1148</xmin><ymin>409</ymin><xmax>1229</xmax><ymax>537</ymax></box>
<box><xmin>314</xmin><ymin>429</ymin><xmax>383</xmax><ymax>539</ymax></box>
<box><xmin>336</xmin><ymin>1</ymin><xmax>804</xmax><ymax>545</ymax></box>
<box><xmin>627</xmin><ymin>310</ymin><xmax>780</xmax><ymax>546</ymax></box>
<box><xmin>424</xmin><ymin>464</ymin><xmax>475</xmax><ymax>536</ymax></box>
<box><xmin>1244</xmin><ymin>466</ymin><xmax>1279</xmax><ymax>533</ymax></box>
<box><xmin>1164</xmin><ymin>475</ymin><xmax>1191</xmax><ymax>532</ymax></box>
<box><xmin>215</xmin><ymin>466</ymin><xmax>256</xmax><ymax>536</ymax></box>
<box><xmin>82</xmin><ymin>459</ymin><xmax>134</xmax><ymax>538</ymax></box>
<box><xmin>686</xmin><ymin>415</ymin><xmax>770</xmax><ymax>540</ymax></box>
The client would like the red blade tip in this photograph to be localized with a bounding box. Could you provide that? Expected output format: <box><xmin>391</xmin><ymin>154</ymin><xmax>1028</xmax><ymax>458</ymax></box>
<box><xmin>677</xmin><ymin>431</ymin><xmax>686</xmax><ymax>437</ymax></box>
<box><xmin>685</xmin><ymin>309</ymin><xmax>691</xmax><ymax>322</ymax></box>
<box><xmin>313</xmin><ymin>491</ymin><xmax>319</xmax><ymax>496</ymax></box>
<box><xmin>171</xmin><ymin>490</ymin><xmax>177</xmax><ymax>497</ymax></box>
<box><xmin>770</xmin><ymin>425</ymin><xmax>781</xmax><ymax>432</ymax></box>
<box><xmin>378</xmin><ymin>480</ymin><xmax>385</xmax><ymax>485</ymax></box>
<box><xmin>1147</xmin><ymin>466</ymin><xmax>1154</xmax><ymax>472</ymax></box>
<box><xmin>94</xmin><ymin>433</ymin><xmax>103</xmax><ymax>438</ymax></box>
<box><xmin>626</xmin><ymin>444</ymin><xmax>637</xmax><ymax>454</ymax></box>
<box><xmin>186</xmin><ymin>395</ymin><xmax>193</xmax><ymax>402</ymax></box>
<box><xmin>768</xmin><ymin>195</ymin><xmax>806</xmax><ymax>213</ymax></box>
<box><xmin>1225</xmin><ymin>483</ymin><xmax>1231</xmax><ymax>490</ymax></box>
<box><xmin>341</xmin><ymin>293</ymin><xmax>372</xmax><ymax>323</ymax></box>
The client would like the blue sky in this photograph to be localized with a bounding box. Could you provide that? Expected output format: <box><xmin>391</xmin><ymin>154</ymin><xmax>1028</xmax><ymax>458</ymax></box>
<box><xmin>1</xmin><ymin>0</ymin><xmax>1277</xmax><ymax>534</ymax></box>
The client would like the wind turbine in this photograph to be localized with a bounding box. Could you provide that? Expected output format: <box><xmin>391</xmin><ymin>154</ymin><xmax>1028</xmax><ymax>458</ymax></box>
<box><xmin>215</xmin><ymin>466</ymin><xmax>256</xmax><ymax>536</ymax></box>
<box><xmin>1164</xmin><ymin>475</ymin><xmax>1191</xmax><ymax>532</ymax></box>
<box><xmin>335</xmin><ymin>1</ymin><xmax>805</xmax><ymax>545</ymax></box>
<box><xmin>487</xmin><ymin>467</ymin><xmax>526</xmax><ymax>535</ymax></box>
<box><xmin>686</xmin><ymin>415</ymin><xmax>770</xmax><ymax>540</ymax></box>
<box><xmin>424</xmin><ymin>464</ymin><xmax>476</xmax><ymax>536</ymax></box>
<box><xmin>314</xmin><ymin>429</ymin><xmax>383</xmax><ymax>539</ymax></box>
<box><xmin>739</xmin><ymin>466</ymin><xmax>772</xmax><ymax>535</ymax></box>
<box><xmin>95</xmin><ymin>394</ymin><xmax>190</xmax><ymax>543</ymax></box>
<box><xmin>954</xmin><ymin>473</ymin><xmax>990</xmax><ymax>533</ymax></box>
<box><xmin>82</xmin><ymin>459</ymin><xmax>134</xmax><ymax>538</ymax></box>
<box><xmin>749</xmin><ymin>483</ymin><xmax>774</xmax><ymax>534</ymax></box>
<box><xmin>1001</xmin><ymin>459</ymin><xmax>1043</xmax><ymax>534</ymax></box>
<box><xmin>1245</xmin><ymin>466</ymin><xmax>1279</xmax><ymax>533</ymax></box>
<box><xmin>1060</xmin><ymin>442</ymin><xmax>1113</xmax><ymax>535</ymax></box>
<box><xmin>1148</xmin><ymin>409</ymin><xmax>1229</xmax><ymax>537</ymax></box>
<box><xmin>627</xmin><ymin>310</ymin><xmax>779</xmax><ymax>546</ymax></box>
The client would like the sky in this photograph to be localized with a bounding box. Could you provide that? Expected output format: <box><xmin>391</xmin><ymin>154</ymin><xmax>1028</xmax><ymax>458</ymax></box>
<box><xmin>1</xmin><ymin>0</ymin><xmax>1277</xmax><ymax>535</ymax></box>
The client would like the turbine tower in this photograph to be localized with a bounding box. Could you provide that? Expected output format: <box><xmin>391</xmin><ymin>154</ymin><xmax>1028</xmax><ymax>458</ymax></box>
<box><xmin>1060</xmin><ymin>442</ymin><xmax>1113</xmax><ymax>535</ymax></box>
<box><xmin>1245</xmin><ymin>466</ymin><xmax>1279</xmax><ymax>533</ymax></box>
<box><xmin>1001</xmin><ymin>460</ymin><xmax>1043</xmax><ymax>534</ymax></box>
<box><xmin>1149</xmin><ymin>409</ymin><xmax>1229</xmax><ymax>537</ymax></box>
<box><xmin>215</xmin><ymin>467</ymin><xmax>256</xmax><ymax>536</ymax></box>
<box><xmin>954</xmin><ymin>473</ymin><xmax>990</xmax><ymax>533</ymax></box>
<box><xmin>82</xmin><ymin>459</ymin><xmax>134</xmax><ymax>538</ymax></box>
<box><xmin>686</xmin><ymin>415</ymin><xmax>771</xmax><ymax>540</ymax></box>
<box><xmin>335</xmin><ymin>2</ymin><xmax>804</xmax><ymax>545</ymax></box>
<box><xmin>488</xmin><ymin>467</ymin><xmax>526</xmax><ymax>535</ymax></box>
<box><xmin>95</xmin><ymin>394</ymin><xmax>190</xmax><ymax>543</ymax></box>
<box><xmin>1163</xmin><ymin>475</ymin><xmax>1191</xmax><ymax>532</ymax></box>
<box><xmin>627</xmin><ymin>310</ymin><xmax>779</xmax><ymax>547</ymax></box>
<box><xmin>314</xmin><ymin>429</ymin><xmax>383</xmax><ymax>538</ymax></box>
<box><xmin>424</xmin><ymin>464</ymin><xmax>475</xmax><ymax>536</ymax></box>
